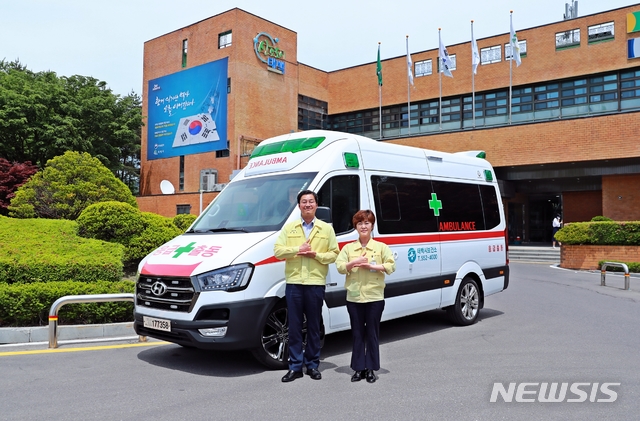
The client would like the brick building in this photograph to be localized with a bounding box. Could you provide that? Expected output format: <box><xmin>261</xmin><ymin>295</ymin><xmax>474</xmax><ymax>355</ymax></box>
<box><xmin>139</xmin><ymin>5</ymin><xmax>640</xmax><ymax>244</ymax></box>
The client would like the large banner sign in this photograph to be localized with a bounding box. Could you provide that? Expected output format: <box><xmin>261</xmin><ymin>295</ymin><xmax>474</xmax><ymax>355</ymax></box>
<box><xmin>147</xmin><ymin>58</ymin><xmax>228</xmax><ymax>160</ymax></box>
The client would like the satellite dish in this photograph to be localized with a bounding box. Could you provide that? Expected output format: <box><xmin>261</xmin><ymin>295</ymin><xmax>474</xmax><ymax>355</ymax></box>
<box><xmin>160</xmin><ymin>180</ymin><xmax>175</xmax><ymax>194</ymax></box>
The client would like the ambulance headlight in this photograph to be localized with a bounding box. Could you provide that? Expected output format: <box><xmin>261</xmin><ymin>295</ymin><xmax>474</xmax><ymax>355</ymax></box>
<box><xmin>195</xmin><ymin>263</ymin><xmax>254</xmax><ymax>292</ymax></box>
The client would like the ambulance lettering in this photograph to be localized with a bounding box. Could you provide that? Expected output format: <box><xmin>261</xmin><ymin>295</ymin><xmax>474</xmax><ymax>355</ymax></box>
<box><xmin>247</xmin><ymin>156</ymin><xmax>287</xmax><ymax>169</ymax></box>
<box><xmin>152</xmin><ymin>242</ymin><xmax>222</xmax><ymax>258</ymax></box>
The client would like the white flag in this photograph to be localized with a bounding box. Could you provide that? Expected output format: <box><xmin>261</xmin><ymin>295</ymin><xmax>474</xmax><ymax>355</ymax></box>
<box><xmin>510</xmin><ymin>15</ymin><xmax>522</xmax><ymax>67</ymax></box>
<box><xmin>439</xmin><ymin>32</ymin><xmax>453</xmax><ymax>77</ymax></box>
<box><xmin>407</xmin><ymin>51</ymin><xmax>414</xmax><ymax>86</ymax></box>
<box><xmin>471</xmin><ymin>26</ymin><xmax>480</xmax><ymax>75</ymax></box>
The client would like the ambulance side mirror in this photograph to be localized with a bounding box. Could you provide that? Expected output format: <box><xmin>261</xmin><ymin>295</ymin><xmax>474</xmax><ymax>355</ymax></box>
<box><xmin>316</xmin><ymin>206</ymin><xmax>332</xmax><ymax>224</ymax></box>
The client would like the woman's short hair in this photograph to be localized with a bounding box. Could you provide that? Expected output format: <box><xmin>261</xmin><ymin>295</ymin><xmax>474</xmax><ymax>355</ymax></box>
<box><xmin>352</xmin><ymin>209</ymin><xmax>376</xmax><ymax>227</ymax></box>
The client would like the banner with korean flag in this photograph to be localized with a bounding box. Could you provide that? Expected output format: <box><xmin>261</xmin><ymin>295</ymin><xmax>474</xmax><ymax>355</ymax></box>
<box><xmin>147</xmin><ymin>58</ymin><xmax>228</xmax><ymax>160</ymax></box>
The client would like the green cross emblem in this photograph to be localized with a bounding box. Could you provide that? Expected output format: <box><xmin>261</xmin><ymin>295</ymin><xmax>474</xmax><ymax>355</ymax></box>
<box><xmin>429</xmin><ymin>193</ymin><xmax>443</xmax><ymax>216</ymax></box>
<box><xmin>173</xmin><ymin>242</ymin><xmax>196</xmax><ymax>258</ymax></box>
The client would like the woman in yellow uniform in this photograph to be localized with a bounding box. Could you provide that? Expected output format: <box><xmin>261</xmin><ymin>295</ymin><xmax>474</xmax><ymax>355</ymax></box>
<box><xmin>336</xmin><ymin>210</ymin><xmax>395</xmax><ymax>383</ymax></box>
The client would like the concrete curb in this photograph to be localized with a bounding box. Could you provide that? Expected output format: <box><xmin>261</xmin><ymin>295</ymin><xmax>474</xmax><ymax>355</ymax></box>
<box><xmin>0</xmin><ymin>322</ymin><xmax>136</xmax><ymax>345</ymax></box>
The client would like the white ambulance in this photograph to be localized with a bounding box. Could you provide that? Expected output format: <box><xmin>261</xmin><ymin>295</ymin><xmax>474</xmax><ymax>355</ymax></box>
<box><xmin>134</xmin><ymin>129</ymin><xmax>509</xmax><ymax>368</ymax></box>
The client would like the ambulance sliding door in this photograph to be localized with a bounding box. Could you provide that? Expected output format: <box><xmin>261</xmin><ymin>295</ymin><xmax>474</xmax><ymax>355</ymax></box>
<box><xmin>369</xmin><ymin>174</ymin><xmax>442</xmax><ymax>319</ymax></box>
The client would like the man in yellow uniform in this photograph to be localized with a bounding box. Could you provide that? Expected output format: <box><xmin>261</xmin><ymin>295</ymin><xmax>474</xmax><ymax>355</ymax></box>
<box><xmin>274</xmin><ymin>190</ymin><xmax>339</xmax><ymax>382</ymax></box>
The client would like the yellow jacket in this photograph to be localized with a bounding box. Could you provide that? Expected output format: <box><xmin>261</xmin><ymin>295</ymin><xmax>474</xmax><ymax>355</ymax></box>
<box><xmin>336</xmin><ymin>238</ymin><xmax>395</xmax><ymax>303</ymax></box>
<box><xmin>274</xmin><ymin>218</ymin><xmax>339</xmax><ymax>285</ymax></box>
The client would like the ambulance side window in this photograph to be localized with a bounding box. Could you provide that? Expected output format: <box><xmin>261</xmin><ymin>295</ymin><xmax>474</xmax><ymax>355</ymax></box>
<box><xmin>317</xmin><ymin>175</ymin><xmax>360</xmax><ymax>235</ymax></box>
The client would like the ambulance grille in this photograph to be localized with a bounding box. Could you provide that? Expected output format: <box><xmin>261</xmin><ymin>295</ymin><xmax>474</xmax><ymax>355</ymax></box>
<box><xmin>136</xmin><ymin>275</ymin><xmax>197</xmax><ymax>313</ymax></box>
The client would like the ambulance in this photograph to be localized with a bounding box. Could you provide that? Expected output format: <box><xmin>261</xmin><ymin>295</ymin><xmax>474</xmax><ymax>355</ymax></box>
<box><xmin>133</xmin><ymin>129</ymin><xmax>509</xmax><ymax>368</ymax></box>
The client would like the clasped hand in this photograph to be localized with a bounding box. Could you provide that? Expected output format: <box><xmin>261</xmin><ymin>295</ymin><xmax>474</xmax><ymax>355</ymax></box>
<box><xmin>297</xmin><ymin>240</ymin><xmax>316</xmax><ymax>258</ymax></box>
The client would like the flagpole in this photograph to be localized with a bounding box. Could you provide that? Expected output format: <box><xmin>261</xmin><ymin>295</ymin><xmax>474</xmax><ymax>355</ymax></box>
<box><xmin>438</xmin><ymin>29</ymin><xmax>443</xmax><ymax>131</ymax></box>
<box><xmin>471</xmin><ymin>20</ymin><xmax>476</xmax><ymax>129</ymax></box>
<box><xmin>406</xmin><ymin>35</ymin><xmax>411</xmax><ymax>135</ymax></box>
<box><xmin>378</xmin><ymin>42</ymin><xmax>382</xmax><ymax>139</ymax></box>
<box><xmin>509</xmin><ymin>11</ymin><xmax>513</xmax><ymax>125</ymax></box>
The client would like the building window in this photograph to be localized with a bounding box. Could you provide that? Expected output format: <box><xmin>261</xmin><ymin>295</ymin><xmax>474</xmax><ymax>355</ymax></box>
<box><xmin>216</xmin><ymin>147</ymin><xmax>230</xmax><ymax>158</ymax></box>
<box><xmin>620</xmin><ymin>69</ymin><xmax>640</xmax><ymax>109</ymax></box>
<box><xmin>415</xmin><ymin>59</ymin><xmax>432</xmax><ymax>77</ymax></box>
<box><xmin>179</xmin><ymin>155</ymin><xmax>185</xmax><ymax>191</ymax></box>
<box><xmin>176</xmin><ymin>204</ymin><xmax>191</xmax><ymax>215</ymax></box>
<box><xmin>182</xmin><ymin>39</ymin><xmax>188</xmax><ymax>68</ymax></box>
<box><xmin>227</xmin><ymin>77</ymin><xmax>231</xmax><ymax>94</ymax></box>
<box><xmin>298</xmin><ymin>95</ymin><xmax>328</xmax><ymax>130</ymax></box>
<box><xmin>588</xmin><ymin>22</ymin><xmax>614</xmax><ymax>43</ymax></box>
<box><xmin>219</xmin><ymin>31</ymin><xmax>232</xmax><ymax>49</ymax></box>
<box><xmin>556</xmin><ymin>29</ymin><xmax>580</xmax><ymax>49</ymax></box>
<box><xmin>480</xmin><ymin>45</ymin><xmax>502</xmax><ymax>64</ymax></box>
<box><xmin>419</xmin><ymin>101</ymin><xmax>439</xmax><ymax>125</ymax></box>
<box><xmin>437</xmin><ymin>54</ymin><xmax>457</xmax><ymax>73</ymax></box>
<box><xmin>200</xmin><ymin>169</ymin><xmax>218</xmax><ymax>191</ymax></box>
<box><xmin>505</xmin><ymin>40</ymin><xmax>526</xmax><ymax>62</ymax></box>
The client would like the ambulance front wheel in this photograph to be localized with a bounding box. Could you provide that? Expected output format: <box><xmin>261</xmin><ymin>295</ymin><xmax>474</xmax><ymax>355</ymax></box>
<box><xmin>252</xmin><ymin>300</ymin><xmax>291</xmax><ymax>369</ymax></box>
<box><xmin>447</xmin><ymin>276</ymin><xmax>480</xmax><ymax>326</ymax></box>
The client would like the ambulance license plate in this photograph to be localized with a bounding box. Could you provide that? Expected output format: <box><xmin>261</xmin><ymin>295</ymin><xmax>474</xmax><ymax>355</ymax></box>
<box><xmin>143</xmin><ymin>316</ymin><xmax>171</xmax><ymax>332</ymax></box>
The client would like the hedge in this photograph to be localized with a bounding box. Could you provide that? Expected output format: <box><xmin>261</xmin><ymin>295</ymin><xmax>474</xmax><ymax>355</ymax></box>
<box><xmin>0</xmin><ymin>280</ymin><xmax>135</xmax><ymax>327</ymax></box>
<box><xmin>554</xmin><ymin>221</ymin><xmax>640</xmax><ymax>245</ymax></box>
<box><xmin>0</xmin><ymin>216</ymin><xmax>124</xmax><ymax>284</ymax></box>
<box><xmin>598</xmin><ymin>260</ymin><xmax>640</xmax><ymax>273</ymax></box>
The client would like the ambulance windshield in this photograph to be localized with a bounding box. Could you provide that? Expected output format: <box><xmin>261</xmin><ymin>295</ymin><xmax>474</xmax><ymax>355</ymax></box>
<box><xmin>189</xmin><ymin>172</ymin><xmax>317</xmax><ymax>233</ymax></box>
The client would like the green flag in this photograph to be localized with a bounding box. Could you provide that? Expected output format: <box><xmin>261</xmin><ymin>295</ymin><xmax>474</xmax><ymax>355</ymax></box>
<box><xmin>376</xmin><ymin>44</ymin><xmax>382</xmax><ymax>86</ymax></box>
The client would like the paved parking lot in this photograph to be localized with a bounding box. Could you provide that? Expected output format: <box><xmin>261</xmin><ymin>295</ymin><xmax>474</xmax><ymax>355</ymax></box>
<box><xmin>1</xmin><ymin>262</ymin><xmax>639</xmax><ymax>420</ymax></box>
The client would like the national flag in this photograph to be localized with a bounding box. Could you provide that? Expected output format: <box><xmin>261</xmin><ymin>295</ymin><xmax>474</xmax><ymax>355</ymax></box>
<box><xmin>510</xmin><ymin>15</ymin><xmax>522</xmax><ymax>67</ymax></box>
<box><xmin>439</xmin><ymin>32</ymin><xmax>453</xmax><ymax>77</ymax></box>
<box><xmin>471</xmin><ymin>24</ymin><xmax>480</xmax><ymax>75</ymax></box>
<box><xmin>376</xmin><ymin>44</ymin><xmax>383</xmax><ymax>86</ymax></box>
<box><xmin>407</xmin><ymin>50</ymin><xmax>414</xmax><ymax>86</ymax></box>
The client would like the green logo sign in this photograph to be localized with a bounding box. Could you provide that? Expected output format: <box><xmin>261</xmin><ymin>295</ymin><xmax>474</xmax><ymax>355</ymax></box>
<box><xmin>253</xmin><ymin>32</ymin><xmax>286</xmax><ymax>73</ymax></box>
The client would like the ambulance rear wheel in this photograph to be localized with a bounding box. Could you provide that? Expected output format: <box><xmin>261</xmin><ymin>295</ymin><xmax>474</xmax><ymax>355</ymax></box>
<box><xmin>447</xmin><ymin>276</ymin><xmax>480</xmax><ymax>326</ymax></box>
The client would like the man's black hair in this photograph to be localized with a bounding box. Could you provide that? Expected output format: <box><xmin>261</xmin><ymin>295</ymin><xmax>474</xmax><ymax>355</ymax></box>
<box><xmin>297</xmin><ymin>189</ymin><xmax>318</xmax><ymax>204</ymax></box>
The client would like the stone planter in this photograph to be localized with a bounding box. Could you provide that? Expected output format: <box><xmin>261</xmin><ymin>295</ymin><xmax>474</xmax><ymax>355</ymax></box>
<box><xmin>560</xmin><ymin>245</ymin><xmax>640</xmax><ymax>270</ymax></box>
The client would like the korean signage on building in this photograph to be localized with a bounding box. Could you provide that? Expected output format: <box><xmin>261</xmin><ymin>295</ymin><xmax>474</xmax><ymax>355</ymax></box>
<box><xmin>147</xmin><ymin>58</ymin><xmax>228</xmax><ymax>160</ymax></box>
<box><xmin>254</xmin><ymin>32</ymin><xmax>286</xmax><ymax>74</ymax></box>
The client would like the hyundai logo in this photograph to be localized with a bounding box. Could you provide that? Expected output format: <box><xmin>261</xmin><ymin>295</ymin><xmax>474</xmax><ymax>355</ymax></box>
<box><xmin>150</xmin><ymin>281</ymin><xmax>168</xmax><ymax>297</ymax></box>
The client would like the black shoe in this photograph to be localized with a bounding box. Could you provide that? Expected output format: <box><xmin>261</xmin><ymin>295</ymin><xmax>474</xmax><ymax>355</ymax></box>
<box><xmin>351</xmin><ymin>370</ymin><xmax>365</xmax><ymax>382</ymax></box>
<box><xmin>281</xmin><ymin>370</ymin><xmax>303</xmax><ymax>383</ymax></box>
<box><xmin>306</xmin><ymin>368</ymin><xmax>322</xmax><ymax>380</ymax></box>
<box><xmin>365</xmin><ymin>369</ymin><xmax>377</xmax><ymax>383</ymax></box>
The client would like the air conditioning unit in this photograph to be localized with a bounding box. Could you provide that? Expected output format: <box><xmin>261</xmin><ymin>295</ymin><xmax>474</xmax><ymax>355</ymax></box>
<box><xmin>202</xmin><ymin>174</ymin><xmax>216</xmax><ymax>191</ymax></box>
<box><xmin>211</xmin><ymin>183</ymin><xmax>227</xmax><ymax>192</ymax></box>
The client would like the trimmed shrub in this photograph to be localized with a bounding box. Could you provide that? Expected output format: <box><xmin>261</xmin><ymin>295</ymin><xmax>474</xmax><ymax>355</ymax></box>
<box><xmin>591</xmin><ymin>216</ymin><xmax>613</xmax><ymax>222</ymax></box>
<box><xmin>124</xmin><ymin>212</ymin><xmax>182</xmax><ymax>263</ymax></box>
<box><xmin>0</xmin><ymin>216</ymin><xmax>124</xmax><ymax>284</ymax></box>
<box><xmin>555</xmin><ymin>221</ymin><xmax>640</xmax><ymax>246</ymax></box>
<box><xmin>173</xmin><ymin>213</ymin><xmax>197</xmax><ymax>231</ymax></box>
<box><xmin>77</xmin><ymin>201</ymin><xmax>145</xmax><ymax>243</ymax></box>
<box><xmin>0</xmin><ymin>280</ymin><xmax>134</xmax><ymax>327</ymax></box>
<box><xmin>8</xmin><ymin>151</ymin><xmax>137</xmax><ymax>220</ymax></box>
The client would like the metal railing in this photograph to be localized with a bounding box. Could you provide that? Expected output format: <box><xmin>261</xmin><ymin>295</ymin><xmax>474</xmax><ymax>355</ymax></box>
<box><xmin>600</xmin><ymin>262</ymin><xmax>630</xmax><ymax>291</ymax></box>
<box><xmin>48</xmin><ymin>293</ymin><xmax>145</xmax><ymax>348</ymax></box>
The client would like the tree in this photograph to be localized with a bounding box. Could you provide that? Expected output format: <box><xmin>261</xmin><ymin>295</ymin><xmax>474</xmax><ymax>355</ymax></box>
<box><xmin>0</xmin><ymin>158</ymin><xmax>38</xmax><ymax>215</ymax></box>
<box><xmin>0</xmin><ymin>60</ymin><xmax>141</xmax><ymax>193</ymax></box>
<box><xmin>8</xmin><ymin>151</ymin><xmax>137</xmax><ymax>220</ymax></box>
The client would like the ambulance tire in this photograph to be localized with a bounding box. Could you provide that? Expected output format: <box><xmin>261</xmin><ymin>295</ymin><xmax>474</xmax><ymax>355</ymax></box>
<box><xmin>447</xmin><ymin>276</ymin><xmax>480</xmax><ymax>326</ymax></box>
<box><xmin>251</xmin><ymin>299</ymin><xmax>326</xmax><ymax>370</ymax></box>
<box><xmin>252</xmin><ymin>300</ymin><xmax>291</xmax><ymax>369</ymax></box>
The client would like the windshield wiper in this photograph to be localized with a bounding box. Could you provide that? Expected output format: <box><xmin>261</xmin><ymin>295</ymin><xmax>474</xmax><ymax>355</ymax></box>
<box><xmin>190</xmin><ymin>227</ymin><xmax>249</xmax><ymax>233</ymax></box>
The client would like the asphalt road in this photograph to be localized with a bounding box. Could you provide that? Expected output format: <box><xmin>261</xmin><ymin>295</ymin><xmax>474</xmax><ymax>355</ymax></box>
<box><xmin>1</xmin><ymin>263</ymin><xmax>639</xmax><ymax>420</ymax></box>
